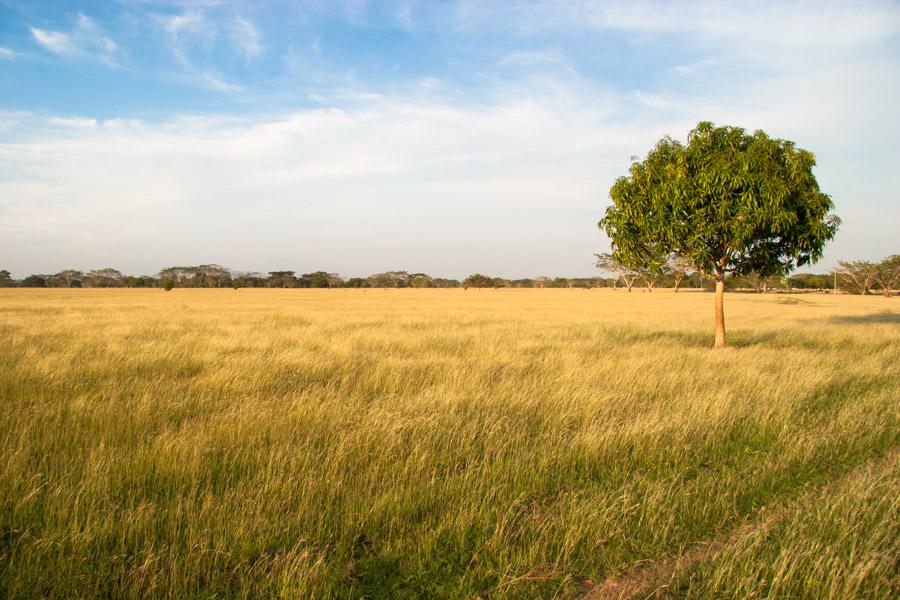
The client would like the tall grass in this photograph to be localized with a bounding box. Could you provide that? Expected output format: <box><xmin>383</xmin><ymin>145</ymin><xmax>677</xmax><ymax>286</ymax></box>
<box><xmin>0</xmin><ymin>289</ymin><xmax>897</xmax><ymax>598</ymax></box>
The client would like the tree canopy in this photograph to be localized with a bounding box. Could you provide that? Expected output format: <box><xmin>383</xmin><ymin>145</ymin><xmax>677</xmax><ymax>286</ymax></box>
<box><xmin>599</xmin><ymin>121</ymin><xmax>839</xmax><ymax>346</ymax></box>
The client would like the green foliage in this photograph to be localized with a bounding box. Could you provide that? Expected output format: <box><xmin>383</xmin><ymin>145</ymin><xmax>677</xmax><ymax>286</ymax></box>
<box><xmin>162</xmin><ymin>278</ymin><xmax>174</xmax><ymax>291</ymax></box>
<box><xmin>790</xmin><ymin>273</ymin><xmax>831</xmax><ymax>289</ymax></box>
<box><xmin>345</xmin><ymin>277</ymin><xmax>370</xmax><ymax>288</ymax></box>
<box><xmin>600</xmin><ymin>122</ymin><xmax>840</xmax><ymax>279</ymax></box>
<box><xmin>19</xmin><ymin>275</ymin><xmax>47</xmax><ymax>288</ymax></box>
<box><xmin>462</xmin><ymin>273</ymin><xmax>494</xmax><ymax>288</ymax></box>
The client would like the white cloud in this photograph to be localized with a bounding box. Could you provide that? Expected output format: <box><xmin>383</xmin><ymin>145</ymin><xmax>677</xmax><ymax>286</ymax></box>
<box><xmin>0</xmin><ymin>97</ymin><xmax>650</xmax><ymax>278</ymax></box>
<box><xmin>0</xmin><ymin>46</ymin><xmax>22</xmax><ymax>60</ymax></box>
<box><xmin>3</xmin><ymin>55</ymin><xmax>895</xmax><ymax>279</ymax></box>
<box><xmin>496</xmin><ymin>49</ymin><xmax>565</xmax><ymax>67</ymax></box>
<box><xmin>155</xmin><ymin>9</ymin><xmax>251</xmax><ymax>91</ymax></box>
<box><xmin>195</xmin><ymin>72</ymin><xmax>244</xmax><ymax>92</ymax></box>
<box><xmin>161</xmin><ymin>10</ymin><xmax>205</xmax><ymax>35</ymax></box>
<box><xmin>585</xmin><ymin>0</ymin><xmax>900</xmax><ymax>48</ymax></box>
<box><xmin>452</xmin><ymin>0</ymin><xmax>900</xmax><ymax>50</ymax></box>
<box><xmin>30</xmin><ymin>14</ymin><xmax>120</xmax><ymax>65</ymax></box>
<box><xmin>30</xmin><ymin>28</ymin><xmax>77</xmax><ymax>55</ymax></box>
<box><xmin>231</xmin><ymin>16</ymin><xmax>263</xmax><ymax>60</ymax></box>
<box><xmin>48</xmin><ymin>117</ymin><xmax>98</xmax><ymax>128</ymax></box>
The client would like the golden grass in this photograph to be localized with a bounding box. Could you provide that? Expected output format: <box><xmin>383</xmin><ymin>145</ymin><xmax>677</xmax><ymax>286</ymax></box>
<box><xmin>0</xmin><ymin>288</ymin><xmax>897</xmax><ymax>598</ymax></box>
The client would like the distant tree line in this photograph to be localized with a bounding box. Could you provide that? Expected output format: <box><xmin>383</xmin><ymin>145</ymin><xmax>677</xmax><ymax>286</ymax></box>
<box><xmin>0</xmin><ymin>256</ymin><xmax>896</xmax><ymax>295</ymax></box>
<box><xmin>593</xmin><ymin>253</ymin><xmax>899</xmax><ymax>296</ymax></box>
<box><xmin>0</xmin><ymin>265</ymin><xmax>604</xmax><ymax>290</ymax></box>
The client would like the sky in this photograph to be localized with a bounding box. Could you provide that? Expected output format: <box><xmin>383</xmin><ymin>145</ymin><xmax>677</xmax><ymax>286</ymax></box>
<box><xmin>1</xmin><ymin>1</ymin><xmax>898</xmax><ymax>279</ymax></box>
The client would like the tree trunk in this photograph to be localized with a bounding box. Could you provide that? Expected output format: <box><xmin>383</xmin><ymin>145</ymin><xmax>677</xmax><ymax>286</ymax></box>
<box><xmin>714</xmin><ymin>277</ymin><xmax>726</xmax><ymax>348</ymax></box>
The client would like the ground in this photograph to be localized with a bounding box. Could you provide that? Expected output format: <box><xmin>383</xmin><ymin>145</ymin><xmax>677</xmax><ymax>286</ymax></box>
<box><xmin>0</xmin><ymin>288</ymin><xmax>897</xmax><ymax>598</ymax></box>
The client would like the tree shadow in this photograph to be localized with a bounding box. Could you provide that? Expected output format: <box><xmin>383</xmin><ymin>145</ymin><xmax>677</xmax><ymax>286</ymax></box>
<box><xmin>596</xmin><ymin>327</ymin><xmax>802</xmax><ymax>350</ymax></box>
<box><xmin>827</xmin><ymin>312</ymin><xmax>900</xmax><ymax>325</ymax></box>
<box><xmin>597</xmin><ymin>316</ymin><xmax>895</xmax><ymax>351</ymax></box>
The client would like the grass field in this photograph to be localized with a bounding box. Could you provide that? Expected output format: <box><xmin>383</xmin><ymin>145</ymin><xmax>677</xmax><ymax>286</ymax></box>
<box><xmin>0</xmin><ymin>288</ymin><xmax>897</xmax><ymax>599</ymax></box>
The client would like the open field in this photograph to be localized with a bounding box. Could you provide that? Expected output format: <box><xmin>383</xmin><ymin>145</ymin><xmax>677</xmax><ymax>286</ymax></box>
<box><xmin>0</xmin><ymin>288</ymin><xmax>897</xmax><ymax>598</ymax></box>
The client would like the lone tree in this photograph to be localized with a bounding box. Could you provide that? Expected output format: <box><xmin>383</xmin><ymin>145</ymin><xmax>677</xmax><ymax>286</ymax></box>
<box><xmin>599</xmin><ymin>122</ymin><xmax>839</xmax><ymax>347</ymax></box>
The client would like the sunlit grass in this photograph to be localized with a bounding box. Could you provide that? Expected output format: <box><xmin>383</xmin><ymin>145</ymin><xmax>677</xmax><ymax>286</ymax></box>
<box><xmin>0</xmin><ymin>288</ymin><xmax>897</xmax><ymax>598</ymax></box>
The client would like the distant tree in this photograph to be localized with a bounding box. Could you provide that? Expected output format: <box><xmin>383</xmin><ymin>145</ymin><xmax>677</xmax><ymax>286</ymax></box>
<box><xmin>367</xmin><ymin>271</ymin><xmax>408</xmax><ymax>288</ymax></box>
<box><xmin>300</xmin><ymin>271</ymin><xmax>332</xmax><ymax>288</ymax></box>
<box><xmin>741</xmin><ymin>271</ymin><xmax>781</xmax><ymax>293</ymax></box>
<box><xmin>162</xmin><ymin>278</ymin><xmax>174</xmax><ymax>291</ymax></box>
<box><xmin>600</xmin><ymin>121</ymin><xmax>839</xmax><ymax>347</ymax></box>
<box><xmin>636</xmin><ymin>259</ymin><xmax>666</xmax><ymax>292</ymax></box>
<box><xmin>345</xmin><ymin>277</ymin><xmax>369</xmax><ymax>288</ymax></box>
<box><xmin>407</xmin><ymin>273</ymin><xmax>433</xmax><ymax>288</ymax></box>
<box><xmin>533</xmin><ymin>276</ymin><xmax>551</xmax><ymax>289</ymax></box>
<box><xmin>196</xmin><ymin>264</ymin><xmax>231</xmax><ymax>288</ymax></box>
<box><xmin>85</xmin><ymin>268</ymin><xmax>123</xmax><ymax>288</ymax></box>
<box><xmin>20</xmin><ymin>275</ymin><xmax>46</xmax><ymax>288</ymax></box>
<box><xmin>231</xmin><ymin>272</ymin><xmax>265</xmax><ymax>288</ymax></box>
<box><xmin>267</xmin><ymin>271</ymin><xmax>298</xmax><ymax>288</ymax></box>
<box><xmin>122</xmin><ymin>276</ymin><xmax>143</xmax><ymax>288</ymax></box>
<box><xmin>159</xmin><ymin>266</ymin><xmax>199</xmax><ymax>287</ymax></box>
<box><xmin>595</xmin><ymin>253</ymin><xmax>639</xmax><ymax>292</ymax></box>
<box><xmin>0</xmin><ymin>269</ymin><xmax>14</xmax><ymax>287</ymax></box>
<box><xmin>431</xmin><ymin>278</ymin><xmax>460</xmax><ymax>288</ymax></box>
<box><xmin>324</xmin><ymin>273</ymin><xmax>343</xmax><ymax>288</ymax></box>
<box><xmin>789</xmin><ymin>273</ymin><xmax>829</xmax><ymax>290</ymax></box>
<box><xmin>872</xmin><ymin>255</ymin><xmax>899</xmax><ymax>297</ymax></box>
<box><xmin>51</xmin><ymin>269</ymin><xmax>84</xmax><ymax>288</ymax></box>
<box><xmin>463</xmin><ymin>273</ymin><xmax>494</xmax><ymax>288</ymax></box>
<box><xmin>666</xmin><ymin>255</ymin><xmax>694</xmax><ymax>292</ymax></box>
<box><xmin>833</xmin><ymin>260</ymin><xmax>877</xmax><ymax>295</ymax></box>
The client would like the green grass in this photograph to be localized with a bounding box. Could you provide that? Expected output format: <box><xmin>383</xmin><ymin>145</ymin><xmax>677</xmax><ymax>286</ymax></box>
<box><xmin>0</xmin><ymin>288</ymin><xmax>897</xmax><ymax>598</ymax></box>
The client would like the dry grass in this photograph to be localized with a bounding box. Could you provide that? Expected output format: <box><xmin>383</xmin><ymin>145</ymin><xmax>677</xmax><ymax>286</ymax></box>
<box><xmin>0</xmin><ymin>288</ymin><xmax>897</xmax><ymax>598</ymax></box>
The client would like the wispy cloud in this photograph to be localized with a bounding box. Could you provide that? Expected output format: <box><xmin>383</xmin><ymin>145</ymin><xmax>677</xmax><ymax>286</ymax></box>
<box><xmin>161</xmin><ymin>10</ymin><xmax>205</xmax><ymax>35</ymax></box>
<box><xmin>231</xmin><ymin>16</ymin><xmax>262</xmax><ymax>60</ymax></box>
<box><xmin>194</xmin><ymin>72</ymin><xmax>243</xmax><ymax>92</ymax></box>
<box><xmin>155</xmin><ymin>9</ymin><xmax>250</xmax><ymax>91</ymax></box>
<box><xmin>0</xmin><ymin>46</ymin><xmax>22</xmax><ymax>61</ymax></box>
<box><xmin>451</xmin><ymin>0</ymin><xmax>900</xmax><ymax>48</ymax></box>
<box><xmin>30</xmin><ymin>13</ymin><xmax>120</xmax><ymax>66</ymax></box>
<box><xmin>30</xmin><ymin>28</ymin><xmax>77</xmax><ymax>55</ymax></box>
<box><xmin>586</xmin><ymin>0</ymin><xmax>900</xmax><ymax>47</ymax></box>
<box><xmin>48</xmin><ymin>116</ymin><xmax>98</xmax><ymax>129</ymax></box>
<box><xmin>496</xmin><ymin>49</ymin><xmax>565</xmax><ymax>68</ymax></box>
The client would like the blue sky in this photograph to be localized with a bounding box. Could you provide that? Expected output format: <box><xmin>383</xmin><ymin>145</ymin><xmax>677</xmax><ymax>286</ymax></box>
<box><xmin>1</xmin><ymin>1</ymin><xmax>899</xmax><ymax>278</ymax></box>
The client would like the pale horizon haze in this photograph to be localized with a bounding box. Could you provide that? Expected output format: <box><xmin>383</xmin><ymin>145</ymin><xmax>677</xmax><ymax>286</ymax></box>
<box><xmin>1</xmin><ymin>1</ymin><xmax>898</xmax><ymax>279</ymax></box>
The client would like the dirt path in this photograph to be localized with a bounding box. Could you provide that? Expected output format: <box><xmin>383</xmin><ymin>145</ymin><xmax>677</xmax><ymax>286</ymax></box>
<box><xmin>582</xmin><ymin>450</ymin><xmax>897</xmax><ymax>599</ymax></box>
